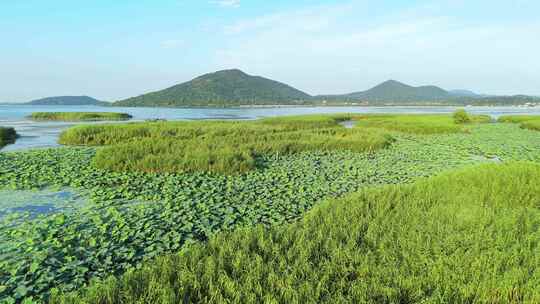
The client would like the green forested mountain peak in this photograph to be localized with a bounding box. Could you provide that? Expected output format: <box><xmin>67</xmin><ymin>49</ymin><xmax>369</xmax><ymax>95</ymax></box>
<box><xmin>114</xmin><ymin>69</ymin><xmax>311</xmax><ymax>107</ymax></box>
<box><xmin>26</xmin><ymin>96</ymin><xmax>108</xmax><ymax>106</ymax></box>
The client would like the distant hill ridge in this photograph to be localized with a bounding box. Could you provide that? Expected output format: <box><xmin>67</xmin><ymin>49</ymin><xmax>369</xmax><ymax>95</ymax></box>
<box><xmin>114</xmin><ymin>69</ymin><xmax>311</xmax><ymax>107</ymax></box>
<box><xmin>27</xmin><ymin>96</ymin><xmax>108</xmax><ymax>106</ymax></box>
<box><xmin>19</xmin><ymin>70</ymin><xmax>540</xmax><ymax>107</ymax></box>
<box><xmin>344</xmin><ymin>80</ymin><xmax>450</xmax><ymax>102</ymax></box>
<box><xmin>448</xmin><ymin>89</ymin><xmax>481</xmax><ymax>97</ymax></box>
<box><xmin>114</xmin><ymin>70</ymin><xmax>511</xmax><ymax>107</ymax></box>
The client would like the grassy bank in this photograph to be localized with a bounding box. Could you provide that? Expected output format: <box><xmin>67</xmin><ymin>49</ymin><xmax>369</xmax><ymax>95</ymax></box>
<box><xmin>51</xmin><ymin>162</ymin><xmax>540</xmax><ymax>303</ymax></box>
<box><xmin>0</xmin><ymin>127</ymin><xmax>17</xmax><ymax>148</ymax></box>
<box><xmin>59</xmin><ymin>114</ymin><xmax>486</xmax><ymax>174</ymax></box>
<box><xmin>30</xmin><ymin>112</ymin><xmax>132</xmax><ymax>122</ymax></box>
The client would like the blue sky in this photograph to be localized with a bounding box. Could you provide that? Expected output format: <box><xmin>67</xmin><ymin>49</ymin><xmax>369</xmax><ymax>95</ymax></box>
<box><xmin>1</xmin><ymin>0</ymin><xmax>539</xmax><ymax>102</ymax></box>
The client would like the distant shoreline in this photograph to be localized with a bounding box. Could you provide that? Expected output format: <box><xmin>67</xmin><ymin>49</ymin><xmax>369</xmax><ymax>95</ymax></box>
<box><xmin>3</xmin><ymin>103</ymin><xmax>540</xmax><ymax>109</ymax></box>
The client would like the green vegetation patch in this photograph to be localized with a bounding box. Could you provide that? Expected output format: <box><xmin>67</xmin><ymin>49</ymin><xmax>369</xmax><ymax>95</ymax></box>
<box><xmin>0</xmin><ymin>127</ymin><xmax>17</xmax><ymax>148</ymax></box>
<box><xmin>51</xmin><ymin>163</ymin><xmax>540</xmax><ymax>303</ymax></box>
<box><xmin>59</xmin><ymin>114</ymin><xmax>489</xmax><ymax>174</ymax></box>
<box><xmin>499</xmin><ymin>115</ymin><xmax>540</xmax><ymax>131</ymax></box>
<box><xmin>452</xmin><ymin>108</ymin><xmax>471</xmax><ymax>123</ymax></box>
<box><xmin>30</xmin><ymin>112</ymin><xmax>132</xmax><ymax>122</ymax></box>
<box><xmin>353</xmin><ymin>113</ymin><xmax>490</xmax><ymax>134</ymax></box>
<box><xmin>61</xmin><ymin>115</ymin><xmax>393</xmax><ymax>174</ymax></box>
<box><xmin>2</xmin><ymin>123</ymin><xmax>540</xmax><ymax>302</ymax></box>
<box><xmin>521</xmin><ymin>120</ymin><xmax>540</xmax><ymax>131</ymax></box>
<box><xmin>498</xmin><ymin>115</ymin><xmax>540</xmax><ymax>123</ymax></box>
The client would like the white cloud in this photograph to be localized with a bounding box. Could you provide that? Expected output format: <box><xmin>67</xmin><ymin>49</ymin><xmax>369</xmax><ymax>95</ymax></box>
<box><xmin>213</xmin><ymin>2</ymin><xmax>540</xmax><ymax>95</ymax></box>
<box><xmin>210</xmin><ymin>0</ymin><xmax>240</xmax><ymax>8</ymax></box>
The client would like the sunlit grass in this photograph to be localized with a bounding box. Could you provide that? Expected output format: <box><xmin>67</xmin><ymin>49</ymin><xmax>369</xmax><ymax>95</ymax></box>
<box><xmin>59</xmin><ymin>114</ymin><xmax>490</xmax><ymax>174</ymax></box>
<box><xmin>50</xmin><ymin>162</ymin><xmax>540</xmax><ymax>304</ymax></box>
<box><xmin>353</xmin><ymin>113</ymin><xmax>491</xmax><ymax>134</ymax></box>
<box><xmin>30</xmin><ymin>112</ymin><xmax>132</xmax><ymax>122</ymax></box>
<box><xmin>498</xmin><ymin>115</ymin><xmax>540</xmax><ymax>131</ymax></box>
<box><xmin>521</xmin><ymin>120</ymin><xmax>540</xmax><ymax>131</ymax></box>
<box><xmin>497</xmin><ymin>115</ymin><xmax>540</xmax><ymax>123</ymax></box>
<box><xmin>3</xmin><ymin>122</ymin><xmax>540</xmax><ymax>302</ymax></box>
<box><xmin>61</xmin><ymin>115</ymin><xmax>394</xmax><ymax>174</ymax></box>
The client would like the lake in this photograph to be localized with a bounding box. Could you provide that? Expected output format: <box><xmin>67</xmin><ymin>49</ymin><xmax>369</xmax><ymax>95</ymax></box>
<box><xmin>1</xmin><ymin>104</ymin><xmax>539</xmax><ymax>151</ymax></box>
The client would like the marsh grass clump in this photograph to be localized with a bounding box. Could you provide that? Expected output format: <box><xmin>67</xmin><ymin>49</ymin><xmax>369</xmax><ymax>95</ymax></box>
<box><xmin>59</xmin><ymin>114</ymin><xmax>493</xmax><ymax>174</ymax></box>
<box><xmin>353</xmin><ymin>114</ymin><xmax>489</xmax><ymax>134</ymax></box>
<box><xmin>3</xmin><ymin>123</ymin><xmax>540</xmax><ymax>302</ymax></box>
<box><xmin>521</xmin><ymin>120</ymin><xmax>540</xmax><ymax>131</ymax></box>
<box><xmin>497</xmin><ymin>115</ymin><xmax>540</xmax><ymax>123</ymax></box>
<box><xmin>50</xmin><ymin>163</ymin><xmax>540</xmax><ymax>304</ymax></box>
<box><xmin>452</xmin><ymin>109</ymin><xmax>471</xmax><ymax>124</ymax></box>
<box><xmin>30</xmin><ymin>112</ymin><xmax>132</xmax><ymax>122</ymax></box>
<box><xmin>0</xmin><ymin>127</ymin><xmax>17</xmax><ymax>148</ymax></box>
<box><xmin>92</xmin><ymin>127</ymin><xmax>393</xmax><ymax>174</ymax></box>
<box><xmin>61</xmin><ymin>115</ymin><xmax>393</xmax><ymax>174</ymax></box>
<box><xmin>499</xmin><ymin>115</ymin><xmax>540</xmax><ymax>131</ymax></box>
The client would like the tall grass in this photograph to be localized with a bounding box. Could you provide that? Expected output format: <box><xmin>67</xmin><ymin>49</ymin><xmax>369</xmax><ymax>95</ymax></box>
<box><xmin>92</xmin><ymin>127</ymin><xmax>392</xmax><ymax>174</ymax></box>
<box><xmin>497</xmin><ymin>115</ymin><xmax>540</xmax><ymax>123</ymax></box>
<box><xmin>452</xmin><ymin>109</ymin><xmax>471</xmax><ymax>123</ymax></box>
<box><xmin>30</xmin><ymin>112</ymin><xmax>132</xmax><ymax>121</ymax></box>
<box><xmin>61</xmin><ymin>115</ymin><xmax>393</xmax><ymax>174</ymax></box>
<box><xmin>50</xmin><ymin>162</ymin><xmax>540</xmax><ymax>303</ymax></box>
<box><xmin>521</xmin><ymin>120</ymin><xmax>540</xmax><ymax>131</ymax></box>
<box><xmin>0</xmin><ymin>127</ymin><xmax>17</xmax><ymax>148</ymax></box>
<box><xmin>498</xmin><ymin>115</ymin><xmax>540</xmax><ymax>132</ymax></box>
<box><xmin>59</xmin><ymin>114</ymin><xmax>489</xmax><ymax>174</ymax></box>
<box><xmin>353</xmin><ymin>113</ymin><xmax>490</xmax><ymax>134</ymax></box>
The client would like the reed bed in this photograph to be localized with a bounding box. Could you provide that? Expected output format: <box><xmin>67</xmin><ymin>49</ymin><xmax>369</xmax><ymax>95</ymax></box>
<box><xmin>59</xmin><ymin>113</ymin><xmax>487</xmax><ymax>174</ymax></box>
<box><xmin>30</xmin><ymin>112</ymin><xmax>132</xmax><ymax>122</ymax></box>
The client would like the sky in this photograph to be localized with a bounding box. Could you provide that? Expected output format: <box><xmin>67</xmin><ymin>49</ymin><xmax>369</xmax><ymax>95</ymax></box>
<box><xmin>1</xmin><ymin>0</ymin><xmax>539</xmax><ymax>102</ymax></box>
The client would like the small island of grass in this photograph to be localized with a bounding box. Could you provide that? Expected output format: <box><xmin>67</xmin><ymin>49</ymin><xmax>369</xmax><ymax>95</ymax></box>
<box><xmin>58</xmin><ymin>112</ymin><xmax>488</xmax><ymax>175</ymax></box>
<box><xmin>0</xmin><ymin>127</ymin><xmax>18</xmax><ymax>148</ymax></box>
<box><xmin>498</xmin><ymin>115</ymin><xmax>540</xmax><ymax>131</ymax></box>
<box><xmin>29</xmin><ymin>112</ymin><xmax>132</xmax><ymax>122</ymax></box>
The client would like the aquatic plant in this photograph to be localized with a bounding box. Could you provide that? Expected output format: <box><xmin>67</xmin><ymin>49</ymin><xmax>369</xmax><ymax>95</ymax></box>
<box><xmin>499</xmin><ymin>115</ymin><xmax>540</xmax><ymax>131</ymax></box>
<box><xmin>2</xmin><ymin>122</ymin><xmax>540</xmax><ymax>302</ymax></box>
<box><xmin>29</xmin><ymin>112</ymin><xmax>132</xmax><ymax>122</ymax></box>
<box><xmin>353</xmin><ymin>114</ymin><xmax>490</xmax><ymax>134</ymax></box>
<box><xmin>50</xmin><ymin>163</ymin><xmax>540</xmax><ymax>303</ymax></box>
<box><xmin>0</xmin><ymin>127</ymin><xmax>18</xmax><ymax>148</ymax></box>
<box><xmin>521</xmin><ymin>120</ymin><xmax>540</xmax><ymax>131</ymax></box>
<box><xmin>62</xmin><ymin>115</ymin><xmax>393</xmax><ymax>174</ymax></box>
<box><xmin>497</xmin><ymin>115</ymin><xmax>540</xmax><ymax>123</ymax></box>
<box><xmin>59</xmin><ymin>114</ymin><xmax>490</xmax><ymax>174</ymax></box>
<box><xmin>452</xmin><ymin>109</ymin><xmax>471</xmax><ymax>124</ymax></box>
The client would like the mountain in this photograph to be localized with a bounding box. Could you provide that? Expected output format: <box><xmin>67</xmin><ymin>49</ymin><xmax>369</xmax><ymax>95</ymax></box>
<box><xmin>114</xmin><ymin>69</ymin><xmax>311</xmax><ymax>107</ymax></box>
<box><xmin>27</xmin><ymin>96</ymin><xmax>109</xmax><ymax>106</ymax></box>
<box><xmin>448</xmin><ymin>89</ymin><xmax>480</xmax><ymax>97</ymax></box>
<box><xmin>344</xmin><ymin>80</ymin><xmax>451</xmax><ymax>102</ymax></box>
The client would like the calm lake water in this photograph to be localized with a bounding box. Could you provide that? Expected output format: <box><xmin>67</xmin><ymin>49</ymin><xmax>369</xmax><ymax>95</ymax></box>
<box><xmin>1</xmin><ymin>104</ymin><xmax>540</xmax><ymax>152</ymax></box>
